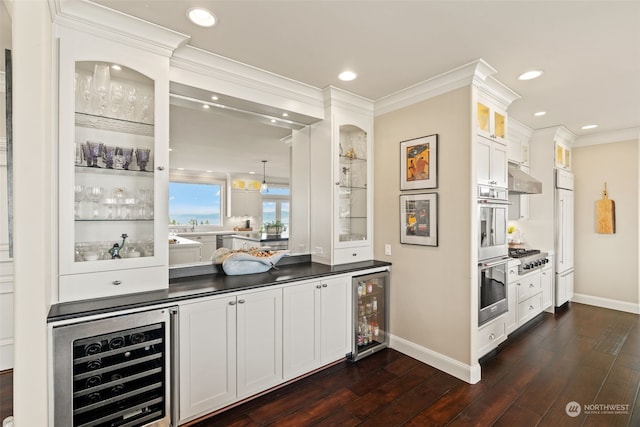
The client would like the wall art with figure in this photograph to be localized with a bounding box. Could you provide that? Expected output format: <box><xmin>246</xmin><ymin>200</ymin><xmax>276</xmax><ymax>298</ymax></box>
<box><xmin>400</xmin><ymin>134</ymin><xmax>438</xmax><ymax>190</ymax></box>
<box><xmin>400</xmin><ymin>193</ymin><xmax>438</xmax><ymax>246</ymax></box>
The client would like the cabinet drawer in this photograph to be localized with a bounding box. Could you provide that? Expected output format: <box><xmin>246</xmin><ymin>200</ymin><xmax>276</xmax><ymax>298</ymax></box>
<box><xmin>518</xmin><ymin>293</ymin><xmax>543</xmax><ymax>325</ymax></box>
<box><xmin>59</xmin><ymin>266</ymin><xmax>167</xmax><ymax>302</ymax></box>
<box><xmin>334</xmin><ymin>246</ymin><xmax>373</xmax><ymax>265</ymax></box>
<box><xmin>516</xmin><ymin>273</ymin><xmax>542</xmax><ymax>303</ymax></box>
<box><xmin>478</xmin><ymin>316</ymin><xmax>506</xmax><ymax>357</ymax></box>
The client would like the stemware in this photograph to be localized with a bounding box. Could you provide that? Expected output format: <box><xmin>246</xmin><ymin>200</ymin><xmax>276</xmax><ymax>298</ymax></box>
<box><xmin>135</xmin><ymin>148</ymin><xmax>151</xmax><ymax>171</ymax></box>
<box><xmin>117</xmin><ymin>147</ymin><xmax>133</xmax><ymax>170</ymax></box>
<box><xmin>102</xmin><ymin>145</ymin><xmax>117</xmax><ymax>169</ymax></box>
<box><xmin>75</xmin><ymin>73</ymin><xmax>92</xmax><ymax>114</ymax></box>
<box><xmin>91</xmin><ymin>64</ymin><xmax>111</xmax><ymax>116</ymax></box>
<box><xmin>109</xmin><ymin>82</ymin><xmax>124</xmax><ymax>118</ymax></box>
<box><xmin>138</xmin><ymin>90</ymin><xmax>154</xmax><ymax>124</ymax></box>
<box><xmin>124</xmin><ymin>86</ymin><xmax>137</xmax><ymax>121</ymax></box>
<box><xmin>87</xmin><ymin>141</ymin><xmax>104</xmax><ymax>167</ymax></box>
<box><xmin>81</xmin><ymin>143</ymin><xmax>93</xmax><ymax>167</ymax></box>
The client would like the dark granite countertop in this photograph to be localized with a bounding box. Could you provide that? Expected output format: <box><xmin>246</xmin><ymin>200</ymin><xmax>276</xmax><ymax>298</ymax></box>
<box><xmin>48</xmin><ymin>259</ymin><xmax>391</xmax><ymax>323</ymax></box>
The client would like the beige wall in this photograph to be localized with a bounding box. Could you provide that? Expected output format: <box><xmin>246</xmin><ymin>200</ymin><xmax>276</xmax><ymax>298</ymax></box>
<box><xmin>374</xmin><ymin>87</ymin><xmax>474</xmax><ymax>364</ymax></box>
<box><xmin>573</xmin><ymin>139</ymin><xmax>639</xmax><ymax>305</ymax></box>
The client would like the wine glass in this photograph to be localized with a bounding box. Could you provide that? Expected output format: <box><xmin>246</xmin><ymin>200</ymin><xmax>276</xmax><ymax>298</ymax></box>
<box><xmin>109</xmin><ymin>82</ymin><xmax>124</xmax><ymax>118</ymax></box>
<box><xmin>91</xmin><ymin>64</ymin><xmax>111</xmax><ymax>116</ymax></box>
<box><xmin>87</xmin><ymin>141</ymin><xmax>104</xmax><ymax>168</ymax></box>
<box><xmin>124</xmin><ymin>86</ymin><xmax>137</xmax><ymax>121</ymax></box>
<box><xmin>102</xmin><ymin>145</ymin><xmax>116</xmax><ymax>169</ymax></box>
<box><xmin>75</xmin><ymin>72</ymin><xmax>92</xmax><ymax>113</ymax></box>
<box><xmin>117</xmin><ymin>147</ymin><xmax>133</xmax><ymax>170</ymax></box>
<box><xmin>135</xmin><ymin>148</ymin><xmax>150</xmax><ymax>171</ymax></box>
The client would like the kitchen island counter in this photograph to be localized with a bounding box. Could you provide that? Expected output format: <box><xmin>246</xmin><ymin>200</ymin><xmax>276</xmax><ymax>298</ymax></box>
<box><xmin>48</xmin><ymin>257</ymin><xmax>391</xmax><ymax>323</ymax></box>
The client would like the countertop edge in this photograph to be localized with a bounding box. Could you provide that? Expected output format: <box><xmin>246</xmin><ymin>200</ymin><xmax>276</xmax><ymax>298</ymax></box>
<box><xmin>48</xmin><ymin>260</ymin><xmax>391</xmax><ymax>323</ymax></box>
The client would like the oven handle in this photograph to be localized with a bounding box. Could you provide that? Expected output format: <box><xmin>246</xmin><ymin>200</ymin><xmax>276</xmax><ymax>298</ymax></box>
<box><xmin>479</xmin><ymin>257</ymin><xmax>510</xmax><ymax>268</ymax></box>
<box><xmin>477</xmin><ymin>199</ymin><xmax>511</xmax><ymax>205</ymax></box>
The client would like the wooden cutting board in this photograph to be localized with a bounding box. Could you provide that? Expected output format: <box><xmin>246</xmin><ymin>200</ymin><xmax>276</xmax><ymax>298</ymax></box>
<box><xmin>596</xmin><ymin>183</ymin><xmax>615</xmax><ymax>234</ymax></box>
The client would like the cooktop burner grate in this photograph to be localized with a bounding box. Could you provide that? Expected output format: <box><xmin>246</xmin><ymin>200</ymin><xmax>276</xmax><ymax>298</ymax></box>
<box><xmin>509</xmin><ymin>248</ymin><xmax>541</xmax><ymax>258</ymax></box>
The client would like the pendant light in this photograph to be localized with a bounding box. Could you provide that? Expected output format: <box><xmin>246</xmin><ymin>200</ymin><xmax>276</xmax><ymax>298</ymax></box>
<box><xmin>261</xmin><ymin>160</ymin><xmax>268</xmax><ymax>192</ymax></box>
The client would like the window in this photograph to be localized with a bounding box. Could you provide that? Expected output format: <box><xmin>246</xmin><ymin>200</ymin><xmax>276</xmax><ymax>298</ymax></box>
<box><xmin>262</xmin><ymin>187</ymin><xmax>289</xmax><ymax>230</ymax></box>
<box><xmin>169</xmin><ymin>181</ymin><xmax>223</xmax><ymax>226</ymax></box>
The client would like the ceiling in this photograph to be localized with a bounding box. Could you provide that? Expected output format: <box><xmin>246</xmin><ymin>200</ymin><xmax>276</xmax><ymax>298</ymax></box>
<box><xmin>94</xmin><ymin>0</ymin><xmax>640</xmax><ymax>174</ymax></box>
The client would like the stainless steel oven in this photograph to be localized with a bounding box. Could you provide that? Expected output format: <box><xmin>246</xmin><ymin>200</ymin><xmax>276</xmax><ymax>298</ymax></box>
<box><xmin>478</xmin><ymin>257</ymin><xmax>509</xmax><ymax>325</ymax></box>
<box><xmin>478</xmin><ymin>185</ymin><xmax>509</xmax><ymax>261</ymax></box>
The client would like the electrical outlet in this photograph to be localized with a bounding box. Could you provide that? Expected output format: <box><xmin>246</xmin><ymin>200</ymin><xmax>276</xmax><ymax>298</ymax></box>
<box><xmin>384</xmin><ymin>244</ymin><xmax>392</xmax><ymax>256</ymax></box>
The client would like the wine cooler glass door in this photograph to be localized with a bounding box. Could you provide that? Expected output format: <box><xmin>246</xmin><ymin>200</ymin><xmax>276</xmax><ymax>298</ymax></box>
<box><xmin>52</xmin><ymin>307</ymin><xmax>176</xmax><ymax>427</ymax></box>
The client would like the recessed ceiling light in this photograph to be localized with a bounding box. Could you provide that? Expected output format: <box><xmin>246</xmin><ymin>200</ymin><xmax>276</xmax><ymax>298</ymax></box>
<box><xmin>249</xmin><ymin>171</ymin><xmax>256</xmax><ymax>175</ymax></box>
<box><xmin>187</xmin><ymin>7</ymin><xmax>217</xmax><ymax>27</ymax></box>
<box><xmin>282</xmin><ymin>112</ymin><xmax>289</xmax><ymax>117</ymax></box>
<box><xmin>518</xmin><ymin>70</ymin><xmax>544</xmax><ymax>81</ymax></box>
<box><xmin>338</xmin><ymin>70</ymin><xmax>357</xmax><ymax>81</ymax></box>
<box><xmin>177</xmin><ymin>167</ymin><xmax>185</xmax><ymax>171</ymax></box>
<box><xmin>533</xmin><ymin>111</ymin><xmax>546</xmax><ymax>117</ymax></box>
<box><xmin>206</xmin><ymin>170</ymin><xmax>213</xmax><ymax>173</ymax></box>
<box><xmin>202</xmin><ymin>104</ymin><xmax>210</xmax><ymax>109</ymax></box>
<box><xmin>111</xmin><ymin>64</ymin><xmax>122</xmax><ymax>71</ymax></box>
<box><xmin>211</xmin><ymin>95</ymin><xmax>219</xmax><ymax>101</ymax></box>
<box><xmin>270</xmin><ymin>119</ymin><xmax>277</xmax><ymax>123</ymax></box>
<box><xmin>168</xmin><ymin>148</ymin><xmax>173</xmax><ymax>152</ymax></box>
<box><xmin>581</xmin><ymin>124</ymin><xmax>599</xmax><ymax>130</ymax></box>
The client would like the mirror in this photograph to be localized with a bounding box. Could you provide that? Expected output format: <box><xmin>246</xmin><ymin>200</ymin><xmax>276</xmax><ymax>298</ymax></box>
<box><xmin>168</xmin><ymin>83</ymin><xmax>315</xmax><ymax>268</ymax></box>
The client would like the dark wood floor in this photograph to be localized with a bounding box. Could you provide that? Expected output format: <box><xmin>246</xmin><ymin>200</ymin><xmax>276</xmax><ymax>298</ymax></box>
<box><xmin>1</xmin><ymin>303</ymin><xmax>638</xmax><ymax>426</ymax></box>
<box><xmin>190</xmin><ymin>303</ymin><xmax>640</xmax><ymax>427</ymax></box>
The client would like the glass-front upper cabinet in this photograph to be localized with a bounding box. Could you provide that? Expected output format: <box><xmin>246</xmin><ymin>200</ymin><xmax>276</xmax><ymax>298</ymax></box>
<box><xmin>57</xmin><ymin>30</ymin><xmax>169</xmax><ymax>302</ymax></box>
<box><xmin>477</xmin><ymin>101</ymin><xmax>507</xmax><ymax>144</ymax></box>
<box><xmin>338</xmin><ymin>124</ymin><xmax>368</xmax><ymax>244</ymax></box>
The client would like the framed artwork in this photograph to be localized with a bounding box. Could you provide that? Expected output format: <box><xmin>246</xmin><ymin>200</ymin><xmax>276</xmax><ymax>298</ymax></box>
<box><xmin>400</xmin><ymin>193</ymin><xmax>438</xmax><ymax>246</ymax></box>
<box><xmin>400</xmin><ymin>134</ymin><xmax>438</xmax><ymax>190</ymax></box>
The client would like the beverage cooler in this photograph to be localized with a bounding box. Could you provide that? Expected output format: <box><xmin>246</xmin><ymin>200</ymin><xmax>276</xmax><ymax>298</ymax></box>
<box><xmin>51</xmin><ymin>307</ymin><xmax>178</xmax><ymax>427</ymax></box>
<box><xmin>349</xmin><ymin>271</ymin><xmax>390</xmax><ymax>361</ymax></box>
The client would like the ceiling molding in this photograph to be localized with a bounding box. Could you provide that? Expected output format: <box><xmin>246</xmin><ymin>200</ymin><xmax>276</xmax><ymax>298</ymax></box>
<box><xmin>375</xmin><ymin>59</ymin><xmax>510</xmax><ymax>116</ymax></box>
<box><xmin>170</xmin><ymin>45</ymin><xmax>325</xmax><ymax>121</ymax></box>
<box><xmin>323</xmin><ymin>86</ymin><xmax>374</xmax><ymax>117</ymax></box>
<box><xmin>574</xmin><ymin>127</ymin><xmax>640</xmax><ymax>147</ymax></box>
<box><xmin>477</xmin><ymin>76</ymin><xmax>521</xmax><ymax>111</ymax></box>
<box><xmin>49</xmin><ymin>0</ymin><xmax>190</xmax><ymax>57</ymax></box>
<box><xmin>508</xmin><ymin>117</ymin><xmax>533</xmax><ymax>140</ymax></box>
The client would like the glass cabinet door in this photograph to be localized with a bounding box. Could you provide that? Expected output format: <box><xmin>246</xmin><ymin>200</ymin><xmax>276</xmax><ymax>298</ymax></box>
<box><xmin>72</xmin><ymin>61</ymin><xmax>156</xmax><ymax>265</ymax></box>
<box><xmin>338</xmin><ymin>124</ymin><xmax>368</xmax><ymax>243</ymax></box>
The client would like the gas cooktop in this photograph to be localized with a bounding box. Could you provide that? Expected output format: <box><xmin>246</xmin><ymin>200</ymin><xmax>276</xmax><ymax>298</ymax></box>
<box><xmin>508</xmin><ymin>248</ymin><xmax>541</xmax><ymax>258</ymax></box>
<box><xmin>509</xmin><ymin>248</ymin><xmax>550</xmax><ymax>274</ymax></box>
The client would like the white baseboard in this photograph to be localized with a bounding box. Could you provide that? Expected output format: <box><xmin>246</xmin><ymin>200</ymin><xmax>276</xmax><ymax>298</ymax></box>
<box><xmin>572</xmin><ymin>293</ymin><xmax>640</xmax><ymax>314</ymax></box>
<box><xmin>389</xmin><ymin>334</ymin><xmax>481</xmax><ymax>384</ymax></box>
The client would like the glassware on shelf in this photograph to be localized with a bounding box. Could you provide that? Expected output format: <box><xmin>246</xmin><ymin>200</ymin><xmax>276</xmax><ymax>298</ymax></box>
<box><xmin>118</xmin><ymin>147</ymin><xmax>134</xmax><ymax>170</ymax></box>
<box><xmin>109</xmin><ymin>82</ymin><xmax>125</xmax><ymax>118</ymax></box>
<box><xmin>75</xmin><ymin>72</ymin><xmax>92</xmax><ymax>114</ymax></box>
<box><xmin>102</xmin><ymin>145</ymin><xmax>117</xmax><ymax>169</ymax></box>
<box><xmin>124</xmin><ymin>86</ymin><xmax>137</xmax><ymax>121</ymax></box>
<box><xmin>135</xmin><ymin>148</ymin><xmax>151</xmax><ymax>171</ymax></box>
<box><xmin>138</xmin><ymin>89</ymin><xmax>154</xmax><ymax>124</ymax></box>
<box><xmin>91</xmin><ymin>64</ymin><xmax>111</xmax><ymax>116</ymax></box>
<box><xmin>81</xmin><ymin>143</ymin><xmax>93</xmax><ymax>167</ymax></box>
<box><xmin>87</xmin><ymin>141</ymin><xmax>104</xmax><ymax>168</ymax></box>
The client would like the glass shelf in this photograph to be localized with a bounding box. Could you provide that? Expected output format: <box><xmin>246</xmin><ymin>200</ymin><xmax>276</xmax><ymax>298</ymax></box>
<box><xmin>75</xmin><ymin>218</ymin><xmax>153</xmax><ymax>222</ymax></box>
<box><xmin>75</xmin><ymin>112</ymin><xmax>154</xmax><ymax>137</ymax></box>
<box><xmin>75</xmin><ymin>165</ymin><xmax>154</xmax><ymax>176</ymax></box>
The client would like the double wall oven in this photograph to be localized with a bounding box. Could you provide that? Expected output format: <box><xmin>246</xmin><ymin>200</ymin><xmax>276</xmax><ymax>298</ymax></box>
<box><xmin>477</xmin><ymin>185</ymin><xmax>509</xmax><ymax>326</ymax></box>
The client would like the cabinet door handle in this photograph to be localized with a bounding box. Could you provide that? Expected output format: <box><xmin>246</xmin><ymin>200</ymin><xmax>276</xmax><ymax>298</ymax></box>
<box><xmin>322</xmin><ymin>284</ymin><xmax>328</xmax><ymax>288</ymax></box>
<box><xmin>238</xmin><ymin>299</ymin><xmax>246</xmax><ymax>304</ymax></box>
<box><xmin>489</xmin><ymin>333</ymin><xmax>495</xmax><ymax>340</ymax></box>
<box><xmin>509</xmin><ymin>269</ymin><xmax>516</xmax><ymax>274</ymax></box>
<box><xmin>529</xmin><ymin>305</ymin><xmax>534</xmax><ymax>310</ymax></box>
<box><xmin>157</xmin><ymin>166</ymin><xmax>165</xmax><ymax>171</ymax></box>
<box><xmin>335</xmin><ymin>181</ymin><xmax>341</xmax><ymax>186</ymax></box>
<box><xmin>112</xmin><ymin>280</ymin><xmax>122</xmax><ymax>286</ymax></box>
<box><xmin>316</xmin><ymin>285</ymin><xmax>322</xmax><ymax>289</ymax></box>
<box><xmin>229</xmin><ymin>301</ymin><xmax>236</xmax><ymax>306</ymax></box>
<box><xmin>516</xmin><ymin>283</ymin><xmax>521</xmax><ymax>286</ymax></box>
<box><xmin>529</xmin><ymin>283</ymin><xmax>535</xmax><ymax>288</ymax></box>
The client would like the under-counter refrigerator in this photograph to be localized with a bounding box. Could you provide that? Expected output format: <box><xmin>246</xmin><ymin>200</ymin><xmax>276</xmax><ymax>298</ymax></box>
<box><xmin>555</xmin><ymin>169</ymin><xmax>574</xmax><ymax>306</ymax></box>
<box><xmin>349</xmin><ymin>271</ymin><xmax>390</xmax><ymax>361</ymax></box>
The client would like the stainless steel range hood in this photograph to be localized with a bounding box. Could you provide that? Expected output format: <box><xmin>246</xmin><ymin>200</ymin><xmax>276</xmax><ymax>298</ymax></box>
<box><xmin>508</xmin><ymin>165</ymin><xmax>542</xmax><ymax>194</ymax></box>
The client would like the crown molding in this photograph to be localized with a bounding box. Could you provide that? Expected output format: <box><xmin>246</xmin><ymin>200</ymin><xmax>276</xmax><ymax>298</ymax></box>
<box><xmin>170</xmin><ymin>45</ymin><xmax>325</xmax><ymax>121</ymax></box>
<box><xmin>574</xmin><ymin>127</ymin><xmax>640</xmax><ymax>147</ymax></box>
<box><xmin>323</xmin><ymin>86</ymin><xmax>374</xmax><ymax>117</ymax></box>
<box><xmin>477</xmin><ymin>76</ymin><xmax>521</xmax><ymax>111</ymax></box>
<box><xmin>508</xmin><ymin>117</ymin><xmax>533</xmax><ymax>140</ymax></box>
<box><xmin>375</xmin><ymin>59</ymin><xmax>504</xmax><ymax>116</ymax></box>
<box><xmin>49</xmin><ymin>0</ymin><xmax>190</xmax><ymax>57</ymax></box>
<box><xmin>532</xmin><ymin>125</ymin><xmax>576</xmax><ymax>147</ymax></box>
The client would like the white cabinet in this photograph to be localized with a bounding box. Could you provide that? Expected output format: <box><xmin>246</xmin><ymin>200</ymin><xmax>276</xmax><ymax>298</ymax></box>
<box><xmin>505</xmin><ymin>263</ymin><xmax>519</xmax><ymax>335</ymax></box>
<box><xmin>283</xmin><ymin>276</ymin><xmax>351</xmax><ymax>380</ymax></box>
<box><xmin>556</xmin><ymin>269</ymin><xmax>574</xmax><ymax>307</ymax></box>
<box><xmin>478</xmin><ymin>314</ymin><xmax>507</xmax><ymax>358</ymax></box>
<box><xmin>541</xmin><ymin>264</ymin><xmax>553</xmax><ymax>309</ymax></box>
<box><xmin>177</xmin><ymin>233</ymin><xmax>217</xmax><ymax>261</ymax></box>
<box><xmin>230</xmin><ymin>189</ymin><xmax>262</xmax><ymax>217</ymax></box>
<box><xmin>56</xmin><ymin>27</ymin><xmax>169</xmax><ymax>301</ymax></box>
<box><xmin>178</xmin><ymin>287</ymin><xmax>282</xmax><ymax>422</ymax></box>
<box><xmin>310</xmin><ymin>88</ymin><xmax>374</xmax><ymax>265</ymax></box>
<box><xmin>555</xmin><ymin>141</ymin><xmax>572</xmax><ymax>170</ymax></box>
<box><xmin>179</xmin><ymin>295</ymin><xmax>237</xmax><ymax>421</ymax></box>
<box><xmin>477</xmin><ymin>136</ymin><xmax>508</xmax><ymax>188</ymax></box>
<box><xmin>169</xmin><ymin>243</ymin><xmax>201</xmax><ymax>266</ymax></box>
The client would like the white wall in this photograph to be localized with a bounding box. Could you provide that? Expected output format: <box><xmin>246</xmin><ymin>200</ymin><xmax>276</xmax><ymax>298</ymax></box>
<box><xmin>374</xmin><ymin>87</ymin><xmax>474</xmax><ymax>367</ymax></box>
<box><xmin>573</xmin><ymin>139</ymin><xmax>639</xmax><ymax>310</ymax></box>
